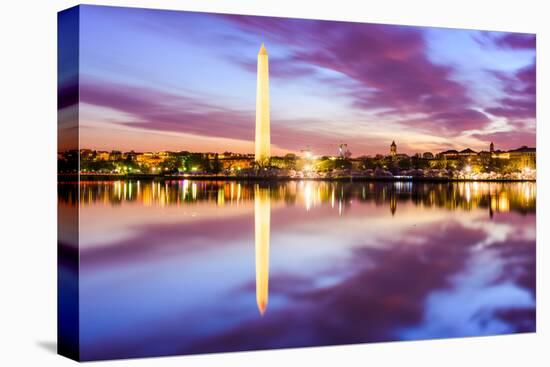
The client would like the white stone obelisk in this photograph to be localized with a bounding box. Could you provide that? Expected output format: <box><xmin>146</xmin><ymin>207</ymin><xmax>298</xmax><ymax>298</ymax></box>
<box><xmin>255</xmin><ymin>43</ymin><xmax>271</xmax><ymax>166</ymax></box>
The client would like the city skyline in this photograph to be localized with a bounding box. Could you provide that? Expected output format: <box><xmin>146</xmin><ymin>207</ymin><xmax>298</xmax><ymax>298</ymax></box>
<box><xmin>68</xmin><ymin>140</ymin><xmax>533</xmax><ymax>157</ymax></box>
<box><xmin>60</xmin><ymin>5</ymin><xmax>536</xmax><ymax>155</ymax></box>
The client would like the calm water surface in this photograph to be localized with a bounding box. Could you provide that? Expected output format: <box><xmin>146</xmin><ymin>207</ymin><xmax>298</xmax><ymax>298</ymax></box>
<box><xmin>58</xmin><ymin>180</ymin><xmax>536</xmax><ymax>360</ymax></box>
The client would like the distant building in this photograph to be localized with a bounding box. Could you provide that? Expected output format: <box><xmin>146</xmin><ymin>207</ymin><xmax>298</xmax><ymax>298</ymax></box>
<box><xmin>206</xmin><ymin>152</ymin><xmax>218</xmax><ymax>159</ymax></box>
<box><xmin>439</xmin><ymin>150</ymin><xmax>459</xmax><ymax>159</ymax></box>
<box><xmin>220</xmin><ymin>157</ymin><xmax>253</xmax><ymax>171</ymax></box>
<box><xmin>434</xmin><ymin>143</ymin><xmax>536</xmax><ymax>169</ymax></box>
<box><xmin>158</xmin><ymin>151</ymin><xmax>176</xmax><ymax>158</ymax></box>
<box><xmin>458</xmin><ymin>148</ymin><xmax>477</xmax><ymax>157</ymax></box>
<box><xmin>508</xmin><ymin>146</ymin><xmax>536</xmax><ymax>167</ymax></box>
<box><xmin>96</xmin><ymin>151</ymin><xmax>110</xmax><ymax>161</ymax></box>
<box><xmin>478</xmin><ymin>150</ymin><xmax>491</xmax><ymax>159</ymax></box>
<box><xmin>490</xmin><ymin>148</ymin><xmax>510</xmax><ymax>159</ymax></box>
<box><xmin>390</xmin><ymin>141</ymin><xmax>397</xmax><ymax>157</ymax></box>
<box><xmin>487</xmin><ymin>142</ymin><xmax>509</xmax><ymax>159</ymax></box>
<box><xmin>109</xmin><ymin>150</ymin><xmax>122</xmax><ymax>160</ymax></box>
<box><xmin>136</xmin><ymin>152</ymin><xmax>167</xmax><ymax>166</ymax></box>
<box><xmin>125</xmin><ymin>151</ymin><xmax>137</xmax><ymax>161</ymax></box>
<box><xmin>80</xmin><ymin>149</ymin><xmax>94</xmax><ymax>160</ymax></box>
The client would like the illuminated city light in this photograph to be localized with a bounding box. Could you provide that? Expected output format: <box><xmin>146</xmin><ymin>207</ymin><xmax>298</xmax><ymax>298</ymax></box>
<box><xmin>72</xmin><ymin>121</ymin><xmax>535</xmax><ymax>182</ymax></box>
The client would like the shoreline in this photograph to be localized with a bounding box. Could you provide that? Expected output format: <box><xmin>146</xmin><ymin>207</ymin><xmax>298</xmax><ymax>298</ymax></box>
<box><xmin>59</xmin><ymin>174</ymin><xmax>536</xmax><ymax>183</ymax></box>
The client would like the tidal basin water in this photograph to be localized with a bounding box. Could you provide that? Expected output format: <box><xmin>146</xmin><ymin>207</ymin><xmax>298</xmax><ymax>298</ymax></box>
<box><xmin>58</xmin><ymin>180</ymin><xmax>536</xmax><ymax>360</ymax></box>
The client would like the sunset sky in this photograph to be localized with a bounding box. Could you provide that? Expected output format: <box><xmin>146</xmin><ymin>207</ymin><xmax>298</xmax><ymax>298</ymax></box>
<box><xmin>63</xmin><ymin>5</ymin><xmax>536</xmax><ymax>155</ymax></box>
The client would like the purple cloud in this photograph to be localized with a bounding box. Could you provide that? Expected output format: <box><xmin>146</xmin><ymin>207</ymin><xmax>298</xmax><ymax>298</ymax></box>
<box><xmin>475</xmin><ymin>32</ymin><xmax>536</xmax><ymax>51</ymax></box>
<box><xmin>486</xmin><ymin>62</ymin><xmax>535</xmax><ymax>120</ymax></box>
<box><xmin>223</xmin><ymin>16</ymin><xmax>491</xmax><ymax>134</ymax></box>
<box><xmin>478</xmin><ymin>33</ymin><xmax>536</xmax><ymax>122</ymax></box>
<box><xmin>495</xmin><ymin>33</ymin><xmax>536</xmax><ymax>50</ymax></box>
<box><xmin>418</xmin><ymin>109</ymin><xmax>491</xmax><ymax>132</ymax></box>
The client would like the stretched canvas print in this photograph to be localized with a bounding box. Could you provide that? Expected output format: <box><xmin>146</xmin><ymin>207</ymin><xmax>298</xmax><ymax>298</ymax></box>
<box><xmin>58</xmin><ymin>4</ymin><xmax>536</xmax><ymax>362</ymax></box>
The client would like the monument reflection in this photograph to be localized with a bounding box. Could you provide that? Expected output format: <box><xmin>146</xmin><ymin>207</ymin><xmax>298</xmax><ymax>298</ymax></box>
<box><xmin>254</xmin><ymin>185</ymin><xmax>271</xmax><ymax>315</ymax></box>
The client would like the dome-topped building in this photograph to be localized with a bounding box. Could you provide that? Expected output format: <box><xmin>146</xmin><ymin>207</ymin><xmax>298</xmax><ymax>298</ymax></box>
<box><xmin>390</xmin><ymin>140</ymin><xmax>397</xmax><ymax>157</ymax></box>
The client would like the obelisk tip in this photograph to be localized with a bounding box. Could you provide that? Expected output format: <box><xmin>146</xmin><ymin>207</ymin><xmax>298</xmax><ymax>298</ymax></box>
<box><xmin>257</xmin><ymin>301</ymin><xmax>267</xmax><ymax>315</ymax></box>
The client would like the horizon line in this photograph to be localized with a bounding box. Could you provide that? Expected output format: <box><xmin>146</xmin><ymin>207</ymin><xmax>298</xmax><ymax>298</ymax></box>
<box><xmin>62</xmin><ymin>144</ymin><xmax>537</xmax><ymax>156</ymax></box>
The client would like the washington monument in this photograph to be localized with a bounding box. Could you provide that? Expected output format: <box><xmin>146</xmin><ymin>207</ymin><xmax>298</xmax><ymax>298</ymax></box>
<box><xmin>255</xmin><ymin>43</ymin><xmax>271</xmax><ymax>166</ymax></box>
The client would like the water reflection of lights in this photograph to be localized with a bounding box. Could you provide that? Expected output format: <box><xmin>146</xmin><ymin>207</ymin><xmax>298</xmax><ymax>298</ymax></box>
<box><xmin>521</xmin><ymin>182</ymin><xmax>535</xmax><ymax>203</ymax></box>
<box><xmin>389</xmin><ymin>191</ymin><xmax>397</xmax><ymax>216</ymax></box>
<box><xmin>182</xmin><ymin>180</ymin><xmax>189</xmax><ymax>200</ymax></box>
<box><xmin>191</xmin><ymin>183</ymin><xmax>197</xmax><ymax>200</ymax></box>
<box><xmin>304</xmin><ymin>182</ymin><xmax>313</xmax><ymax>211</ymax></box>
<box><xmin>490</xmin><ymin>192</ymin><xmax>510</xmax><ymax>213</ymax></box>
<box><xmin>237</xmin><ymin>183</ymin><xmax>242</xmax><ymax>205</ymax></box>
<box><xmin>217</xmin><ymin>188</ymin><xmax>225</xmax><ymax>206</ymax></box>
<box><xmin>72</xmin><ymin>180</ymin><xmax>535</xmax><ymax>217</ymax></box>
<box><xmin>498</xmin><ymin>192</ymin><xmax>510</xmax><ymax>212</ymax></box>
<box><xmin>393</xmin><ymin>181</ymin><xmax>412</xmax><ymax>192</ymax></box>
<box><xmin>523</xmin><ymin>184</ymin><xmax>531</xmax><ymax>201</ymax></box>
